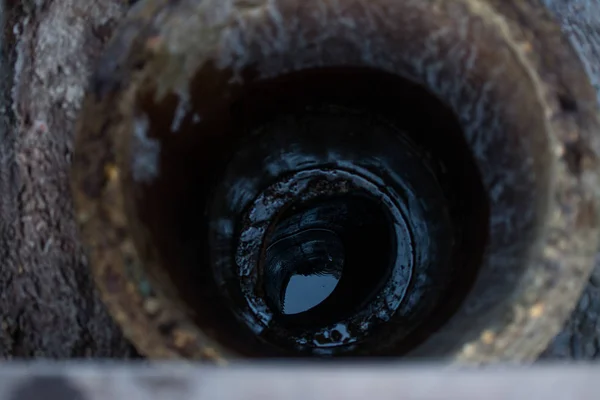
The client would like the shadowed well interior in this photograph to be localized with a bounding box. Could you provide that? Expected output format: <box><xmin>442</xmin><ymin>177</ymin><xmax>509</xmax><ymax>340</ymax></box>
<box><xmin>101</xmin><ymin>0</ymin><xmax>559</xmax><ymax>364</ymax></box>
<box><xmin>107</xmin><ymin>0</ymin><xmax>558</xmax><ymax>359</ymax></box>
<box><xmin>263</xmin><ymin>194</ymin><xmax>395</xmax><ymax>325</ymax></box>
<box><xmin>129</xmin><ymin>66</ymin><xmax>490</xmax><ymax>356</ymax></box>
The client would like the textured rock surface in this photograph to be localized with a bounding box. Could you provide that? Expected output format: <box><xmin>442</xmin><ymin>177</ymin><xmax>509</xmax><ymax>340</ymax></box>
<box><xmin>0</xmin><ymin>0</ymin><xmax>135</xmax><ymax>357</ymax></box>
<box><xmin>0</xmin><ymin>0</ymin><xmax>598</xmax><ymax>359</ymax></box>
<box><xmin>540</xmin><ymin>0</ymin><xmax>600</xmax><ymax>360</ymax></box>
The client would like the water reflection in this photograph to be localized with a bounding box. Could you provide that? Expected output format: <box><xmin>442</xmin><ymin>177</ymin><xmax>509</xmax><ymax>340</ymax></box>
<box><xmin>284</xmin><ymin>274</ymin><xmax>340</xmax><ymax>315</ymax></box>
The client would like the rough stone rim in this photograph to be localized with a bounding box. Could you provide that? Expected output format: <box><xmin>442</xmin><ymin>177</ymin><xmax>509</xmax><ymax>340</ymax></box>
<box><xmin>71</xmin><ymin>0</ymin><xmax>600</xmax><ymax>362</ymax></box>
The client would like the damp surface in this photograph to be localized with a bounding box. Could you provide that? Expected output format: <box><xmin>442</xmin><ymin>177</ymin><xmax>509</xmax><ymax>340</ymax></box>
<box><xmin>130</xmin><ymin>67</ymin><xmax>489</xmax><ymax>357</ymax></box>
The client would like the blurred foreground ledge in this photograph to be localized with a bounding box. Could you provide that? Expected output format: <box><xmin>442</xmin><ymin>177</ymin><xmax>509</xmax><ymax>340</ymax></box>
<box><xmin>0</xmin><ymin>362</ymin><xmax>598</xmax><ymax>400</ymax></box>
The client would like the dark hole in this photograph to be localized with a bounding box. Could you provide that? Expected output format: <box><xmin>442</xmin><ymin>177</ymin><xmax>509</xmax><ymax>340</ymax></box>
<box><xmin>557</xmin><ymin>94</ymin><xmax>578</xmax><ymax>113</ymax></box>
<box><xmin>132</xmin><ymin>66</ymin><xmax>489</xmax><ymax>357</ymax></box>
<box><xmin>263</xmin><ymin>194</ymin><xmax>395</xmax><ymax>327</ymax></box>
